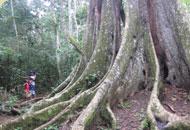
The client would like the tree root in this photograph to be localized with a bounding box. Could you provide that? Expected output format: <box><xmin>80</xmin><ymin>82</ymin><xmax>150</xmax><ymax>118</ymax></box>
<box><xmin>106</xmin><ymin>103</ymin><xmax>117</xmax><ymax>129</ymax></box>
<box><xmin>29</xmin><ymin>39</ymin><xmax>115</xmax><ymax>113</ymax></box>
<box><xmin>146</xmin><ymin>81</ymin><xmax>190</xmax><ymax>130</ymax></box>
<box><xmin>48</xmin><ymin>64</ymin><xmax>78</xmax><ymax>98</ymax></box>
<box><xmin>0</xmin><ymin>97</ymin><xmax>43</xmax><ymax>116</ymax></box>
<box><xmin>0</xmin><ymin>108</ymin><xmax>20</xmax><ymax>116</ymax></box>
<box><xmin>143</xmin><ymin>31</ymin><xmax>190</xmax><ymax>130</ymax></box>
<box><xmin>147</xmin><ymin>81</ymin><xmax>190</xmax><ymax>130</ymax></box>
<box><xmin>26</xmin><ymin>0</ymin><xmax>117</xmax><ymax>115</ymax></box>
<box><xmin>71</xmin><ymin>14</ymin><xmax>135</xmax><ymax>129</ymax></box>
<box><xmin>0</xmin><ymin>101</ymin><xmax>70</xmax><ymax>130</ymax></box>
<box><xmin>34</xmin><ymin>87</ymin><xmax>96</xmax><ymax>130</ymax></box>
<box><xmin>14</xmin><ymin>97</ymin><xmax>43</xmax><ymax>108</ymax></box>
<box><xmin>29</xmin><ymin>75</ymin><xmax>92</xmax><ymax>112</ymax></box>
<box><xmin>0</xmin><ymin>87</ymin><xmax>96</xmax><ymax>130</ymax></box>
<box><xmin>29</xmin><ymin>35</ymin><xmax>114</xmax><ymax>112</ymax></box>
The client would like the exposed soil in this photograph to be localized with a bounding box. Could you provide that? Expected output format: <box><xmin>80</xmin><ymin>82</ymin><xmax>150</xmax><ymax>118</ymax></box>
<box><xmin>59</xmin><ymin>123</ymin><xmax>70</xmax><ymax>130</ymax></box>
<box><xmin>0</xmin><ymin>114</ymin><xmax>18</xmax><ymax>124</ymax></box>
<box><xmin>58</xmin><ymin>90</ymin><xmax>151</xmax><ymax>130</ymax></box>
<box><xmin>161</xmin><ymin>84</ymin><xmax>190</xmax><ymax>116</ymax></box>
<box><xmin>113</xmin><ymin>90</ymin><xmax>151</xmax><ymax>130</ymax></box>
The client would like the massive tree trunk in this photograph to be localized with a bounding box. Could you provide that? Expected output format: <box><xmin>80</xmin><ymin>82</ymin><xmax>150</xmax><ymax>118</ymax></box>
<box><xmin>1</xmin><ymin>0</ymin><xmax>190</xmax><ymax>130</ymax></box>
<box><xmin>147</xmin><ymin>0</ymin><xmax>190</xmax><ymax>89</ymax></box>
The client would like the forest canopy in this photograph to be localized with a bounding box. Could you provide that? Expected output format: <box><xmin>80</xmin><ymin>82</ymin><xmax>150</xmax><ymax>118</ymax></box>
<box><xmin>0</xmin><ymin>0</ymin><xmax>87</xmax><ymax>93</ymax></box>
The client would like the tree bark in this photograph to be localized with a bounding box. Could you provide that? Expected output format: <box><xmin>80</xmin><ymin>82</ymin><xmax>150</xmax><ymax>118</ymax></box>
<box><xmin>51</xmin><ymin>0</ymin><xmax>62</xmax><ymax>80</ymax></box>
<box><xmin>55</xmin><ymin>26</ymin><xmax>62</xmax><ymax>79</ymax></box>
<box><xmin>68</xmin><ymin>0</ymin><xmax>79</xmax><ymax>39</ymax></box>
<box><xmin>1</xmin><ymin>0</ymin><xmax>190</xmax><ymax>130</ymax></box>
<box><xmin>148</xmin><ymin>0</ymin><xmax>190</xmax><ymax>89</ymax></box>
<box><xmin>10</xmin><ymin>0</ymin><xmax>18</xmax><ymax>38</ymax></box>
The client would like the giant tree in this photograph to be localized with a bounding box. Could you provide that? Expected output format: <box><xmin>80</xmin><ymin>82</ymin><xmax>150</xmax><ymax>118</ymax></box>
<box><xmin>1</xmin><ymin>0</ymin><xmax>190</xmax><ymax>130</ymax></box>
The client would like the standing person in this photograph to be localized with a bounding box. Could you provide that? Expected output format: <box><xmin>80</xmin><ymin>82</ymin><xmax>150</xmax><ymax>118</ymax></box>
<box><xmin>28</xmin><ymin>70</ymin><xmax>37</xmax><ymax>98</ymax></box>
<box><xmin>24</xmin><ymin>79</ymin><xmax>31</xmax><ymax>98</ymax></box>
<box><xmin>29</xmin><ymin>78</ymin><xmax>36</xmax><ymax>98</ymax></box>
<box><xmin>29</xmin><ymin>70</ymin><xmax>36</xmax><ymax>80</ymax></box>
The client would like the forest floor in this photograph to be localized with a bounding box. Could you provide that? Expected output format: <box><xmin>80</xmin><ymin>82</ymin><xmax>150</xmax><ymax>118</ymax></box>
<box><xmin>87</xmin><ymin>89</ymin><xmax>151</xmax><ymax>130</ymax></box>
<box><xmin>0</xmin><ymin>85</ymin><xmax>189</xmax><ymax>130</ymax></box>
<box><xmin>112</xmin><ymin>84</ymin><xmax>190</xmax><ymax>130</ymax></box>
<box><xmin>0</xmin><ymin>114</ymin><xmax>18</xmax><ymax>124</ymax></box>
<box><xmin>90</xmin><ymin>84</ymin><xmax>190</xmax><ymax>130</ymax></box>
<box><xmin>0</xmin><ymin>94</ymin><xmax>45</xmax><ymax>125</ymax></box>
<box><xmin>161</xmin><ymin>84</ymin><xmax>190</xmax><ymax>117</ymax></box>
<box><xmin>113</xmin><ymin>90</ymin><xmax>151</xmax><ymax>130</ymax></box>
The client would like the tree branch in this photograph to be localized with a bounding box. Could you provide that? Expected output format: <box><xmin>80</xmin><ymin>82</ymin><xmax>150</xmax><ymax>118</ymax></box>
<box><xmin>65</xmin><ymin>34</ymin><xmax>85</xmax><ymax>56</ymax></box>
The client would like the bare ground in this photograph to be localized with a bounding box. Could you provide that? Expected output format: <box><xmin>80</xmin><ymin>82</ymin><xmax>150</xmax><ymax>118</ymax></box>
<box><xmin>161</xmin><ymin>84</ymin><xmax>190</xmax><ymax>117</ymax></box>
<box><xmin>113</xmin><ymin>90</ymin><xmax>151</xmax><ymax>130</ymax></box>
<box><xmin>0</xmin><ymin>114</ymin><xmax>18</xmax><ymax>124</ymax></box>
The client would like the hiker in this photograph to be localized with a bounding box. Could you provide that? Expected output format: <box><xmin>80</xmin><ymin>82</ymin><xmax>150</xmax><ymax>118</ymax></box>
<box><xmin>29</xmin><ymin>70</ymin><xmax>36</xmax><ymax>80</ymax></box>
<box><xmin>24</xmin><ymin>79</ymin><xmax>31</xmax><ymax>98</ymax></box>
<box><xmin>29</xmin><ymin>78</ymin><xmax>36</xmax><ymax>98</ymax></box>
<box><xmin>28</xmin><ymin>70</ymin><xmax>37</xmax><ymax>98</ymax></box>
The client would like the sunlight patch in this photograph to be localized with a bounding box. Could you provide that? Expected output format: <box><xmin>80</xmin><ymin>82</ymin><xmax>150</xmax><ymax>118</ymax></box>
<box><xmin>0</xmin><ymin>0</ymin><xmax>7</xmax><ymax>7</ymax></box>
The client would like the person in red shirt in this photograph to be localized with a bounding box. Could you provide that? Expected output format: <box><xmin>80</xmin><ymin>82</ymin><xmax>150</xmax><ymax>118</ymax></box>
<box><xmin>24</xmin><ymin>79</ymin><xmax>31</xmax><ymax>98</ymax></box>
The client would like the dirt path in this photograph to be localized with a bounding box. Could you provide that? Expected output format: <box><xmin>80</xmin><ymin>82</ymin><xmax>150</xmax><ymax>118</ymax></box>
<box><xmin>113</xmin><ymin>90</ymin><xmax>151</xmax><ymax>130</ymax></box>
<box><xmin>112</xmin><ymin>85</ymin><xmax>190</xmax><ymax>130</ymax></box>
<box><xmin>161</xmin><ymin>85</ymin><xmax>190</xmax><ymax>116</ymax></box>
<box><xmin>0</xmin><ymin>114</ymin><xmax>18</xmax><ymax>124</ymax></box>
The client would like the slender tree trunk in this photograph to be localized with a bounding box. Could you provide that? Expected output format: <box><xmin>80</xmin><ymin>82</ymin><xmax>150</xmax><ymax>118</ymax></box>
<box><xmin>10</xmin><ymin>0</ymin><xmax>18</xmax><ymax>38</ymax></box>
<box><xmin>68</xmin><ymin>0</ymin><xmax>73</xmax><ymax>34</ymax></box>
<box><xmin>55</xmin><ymin>25</ymin><xmax>62</xmax><ymax>79</ymax></box>
<box><xmin>51</xmin><ymin>0</ymin><xmax>62</xmax><ymax>80</ymax></box>
<box><xmin>73</xmin><ymin>0</ymin><xmax>79</xmax><ymax>39</ymax></box>
<box><xmin>60</xmin><ymin>0</ymin><xmax>65</xmax><ymax>32</ymax></box>
<box><xmin>68</xmin><ymin>0</ymin><xmax>79</xmax><ymax>39</ymax></box>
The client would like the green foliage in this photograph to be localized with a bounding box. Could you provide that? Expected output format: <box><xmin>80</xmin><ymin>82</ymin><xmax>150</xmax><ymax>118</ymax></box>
<box><xmin>76</xmin><ymin>5</ymin><xmax>87</xmax><ymax>25</ymax></box>
<box><xmin>14</xmin><ymin>127</ymin><xmax>23</xmax><ymax>130</ymax></box>
<box><xmin>117</xmin><ymin>101</ymin><xmax>131</xmax><ymax>109</ymax></box>
<box><xmin>85</xmin><ymin>73</ymin><xmax>98</xmax><ymax>86</ymax></box>
<box><xmin>180</xmin><ymin>0</ymin><xmax>190</xmax><ymax>12</ymax></box>
<box><xmin>141</xmin><ymin>117</ymin><xmax>157</xmax><ymax>130</ymax></box>
<box><xmin>181</xmin><ymin>0</ymin><xmax>190</xmax><ymax>5</ymax></box>
<box><xmin>44</xmin><ymin>124</ymin><xmax>58</xmax><ymax>130</ymax></box>
<box><xmin>47</xmin><ymin>109</ymin><xmax>53</xmax><ymax>115</ymax></box>
<box><xmin>0</xmin><ymin>0</ymin><xmax>83</xmax><ymax>94</ymax></box>
<box><xmin>7</xmin><ymin>95</ymin><xmax>18</xmax><ymax>109</ymax></box>
<box><xmin>142</xmin><ymin>118</ymin><xmax>149</xmax><ymax>129</ymax></box>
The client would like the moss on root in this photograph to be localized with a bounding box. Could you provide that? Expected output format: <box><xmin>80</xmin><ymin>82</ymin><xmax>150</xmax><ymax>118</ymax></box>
<box><xmin>0</xmin><ymin>103</ymin><xmax>67</xmax><ymax>130</ymax></box>
<box><xmin>1</xmin><ymin>89</ymin><xmax>96</xmax><ymax>130</ymax></box>
<box><xmin>141</xmin><ymin>117</ymin><xmax>156</xmax><ymax>130</ymax></box>
<box><xmin>144</xmin><ymin>31</ymin><xmax>156</xmax><ymax>82</ymax></box>
<box><xmin>84</xmin><ymin>104</ymin><xmax>110</xmax><ymax>130</ymax></box>
<box><xmin>84</xmin><ymin>110</ymin><xmax>97</xmax><ymax>130</ymax></box>
<box><xmin>164</xmin><ymin>123</ymin><xmax>190</xmax><ymax>130</ymax></box>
